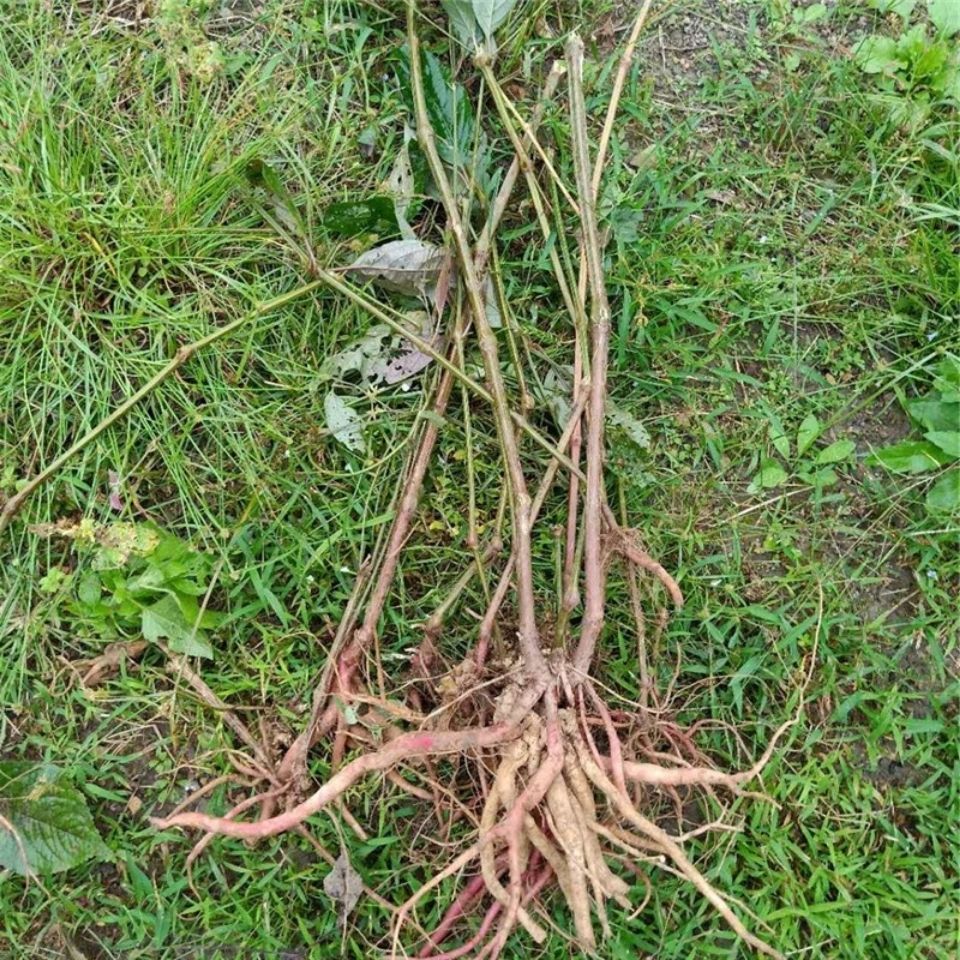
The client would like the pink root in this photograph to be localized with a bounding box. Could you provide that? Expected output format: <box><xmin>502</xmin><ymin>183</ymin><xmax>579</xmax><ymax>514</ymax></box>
<box><xmin>152</xmin><ymin>723</ymin><xmax>518</xmax><ymax>841</ymax></box>
<box><xmin>422</xmin><ymin>861</ymin><xmax>553</xmax><ymax>960</ymax></box>
<box><xmin>424</xmin><ymin>901</ymin><xmax>501</xmax><ymax>960</ymax></box>
<box><xmin>617</xmin><ymin>538</ymin><xmax>684</xmax><ymax>608</ymax></box>
<box><xmin>420</xmin><ymin>862</ymin><xmax>502</xmax><ymax>956</ymax></box>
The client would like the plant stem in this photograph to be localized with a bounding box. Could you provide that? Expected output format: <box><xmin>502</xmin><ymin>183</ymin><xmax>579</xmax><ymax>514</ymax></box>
<box><xmin>478</xmin><ymin>61</ymin><xmax>581</xmax><ymax>219</ymax></box>
<box><xmin>478</xmin><ymin>62</ymin><xmax>586</xmax><ymax>364</ymax></box>
<box><xmin>408</xmin><ymin>2</ymin><xmax>546</xmax><ymax>675</ymax></box>
<box><xmin>476</xmin><ymin>61</ymin><xmax>565</xmax><ymax>267</ymax></box>
<box><xmin>279</xmin><ymin>57</ymin><xmax>568</xmax><ymax>766</ymax></box>
<box><xmin>475</xmin><ymin>388</ymin><xmax>589</xmax><ymax>666</ymax></box>
<box><xmin>314</xmin><ymin>265</ymin><xmax>581</xmax><ymax>479</ymax></box>
<box><xmin>568</xmin><ymin>35</ymin><xmax>613</xmax><ymax>677</ymax></box>
<box><xmin>619</xmin><ymin>478</ymin><xmax>650</xmax><ymax>711</ymax></box>
<box><xmin>591</xmin><ymin>0</ymin><xmax>655</xmax><ymax>199</ymax></box>
<box><xmin>0</xmin><ymin>280</ymin><xmax>324</xmax><ymax>536</ymax></box>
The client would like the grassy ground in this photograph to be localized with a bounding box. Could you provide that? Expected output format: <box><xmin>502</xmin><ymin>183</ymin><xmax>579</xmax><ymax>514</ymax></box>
<box><xmin>1</xmin><ymin>1</ymin><xmax>958</xmax><ymax>958</ymax></box>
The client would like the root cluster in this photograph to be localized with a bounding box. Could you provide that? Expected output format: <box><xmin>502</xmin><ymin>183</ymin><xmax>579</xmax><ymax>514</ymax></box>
<box><xmin>154</xmin><ymin>653</ymin><xmax>789</xmax><ymax>959</ymax></box>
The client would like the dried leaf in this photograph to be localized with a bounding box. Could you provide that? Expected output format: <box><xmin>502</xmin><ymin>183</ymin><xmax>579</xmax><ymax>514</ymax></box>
<box><xmin>540</xmin><ymin>367</ymin><xmax>574</xmax><ymax>430</ymax></box>
<box><xmin>107</xmin><ymin>471</ymin><xmax>123</xmax><ymax>512</ymax></box>
<box><xmin>387</xmin><ymin>138</ymin><xmax>416</xmax><ymax>241</ymax></box>
<box><xmin>367</xmin><ymin>313</ymin><xmax>437</xmax><ymax>385</ymax></box>
<box><xmin>483</xmin><ymin>274</ymin><xmax>501</xmax><ymax>328</ymax></box>
<box><xmin>347</xmin><ymin>239</ymin><xmax>446</xmax><ymax>296</ymax></box>
<box><xmin>432</xmin><ymin>249</ymin><xmax>456</xmax><ymax>317</ymax></box>
<box><xmin>540</xmin><ymin>373</ymin><xmax>651</xmax><ymax>451</ymax></box>
<box><xmin>324</xmin><ymin>392</ymin><xmax>366</xmax><ymax>454</ymax></box>
<box><xmin>322</xmin><ymin>314</ymin><xmax>438</xmax><ymax>388</ymax></box>
<box><xmin>369</xmin><ymin>353</ymin><xmax>432</xmax><ymax>384</ymax></box>
<box><xmin>606</xmin><ymin>403</ymin><xmax>651</xmax><ymax>450</ymax></box>
<box><xmin>321</xmin><ymin>325</ymin><xmax>393</xmax><ymax>380</ymax></box>
<box><xmin>323</xmin><ymin>850</ymin><xmax>363</xmax><ymax>926</ymax></box>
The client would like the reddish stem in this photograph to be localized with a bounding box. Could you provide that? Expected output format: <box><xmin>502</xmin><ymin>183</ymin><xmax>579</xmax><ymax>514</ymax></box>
<box><xmin>568</xmin><ymin>36</ymin><xmax>612</xmax><ymax>677</ymax></box>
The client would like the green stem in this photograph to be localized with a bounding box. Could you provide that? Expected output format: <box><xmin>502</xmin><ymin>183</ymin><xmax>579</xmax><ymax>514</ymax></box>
<box><xmin>0</xmin><ymin>280</ymin><xmax>324</xmax><ymax>536</ymax></box>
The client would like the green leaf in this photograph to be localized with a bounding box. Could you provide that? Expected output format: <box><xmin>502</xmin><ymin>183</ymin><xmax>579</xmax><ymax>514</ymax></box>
<box><xmin>752</xmin><ymin>459</ymin><xmax>789</xmax><ymax>490</ymax></box>
<box><xmin>853</xmin><ymin>35</ymin><xmax>905</xmax><ymax>74</ymax></box>
<box><xmin>794</xmin><ymin>2</ymin><xmax>828</xmax><ymax>23</ymax></box>
<box><xmin>796</xmin><ymin>413</ymin><xmax>821</xmax><ymax>457</ymax></box>
<box><xmin>441</xmin><ymin>0</ymin><xmax>482</xmax><ymax>46</ymax></box>
<box><xmin>907</xmin><ymin>395</ymin><xmax>960</xmax><ymax>432</ymax></box>
<box><xmin>770</xmin><ymin>424</ymin><xmax>791</xmax><ymax>459</ymax></box>
<box><xmin>77</xmin><ymin>573</ymin><xmax>102</xmax><ymax>606</ymax></box>
<box><xmin>38</xmin><ymin>568</ymin><xmax>70</xmax><ymax>594</ymax></box>
<box><xmin>322</xmin><ymin>197</ymin><xmax>399</xmax><ymax>238</ymax></box>
<box><xmin>925</xmin><ymin>431</ymin><xmax>960</xmax><ymax>458</ymax></box>
<box><xmin>815</xmin><ymin>467</ymin><xmax>839</xmax><ymax>487</ymax></box>
<box><xmin>0</xmin><ymin>762</ymin><xmax>110</xmax><ymax>875</ymax></box>
<box><xmin>869</xmin><ymin>0</ymin><xmax>915</xmax><ymax>20</ymax></box>
<box><xmin>324</xmin><ymin>392</ymin><xmax>366</xmax><ymax>455</ymax></box>
<box><xmin>125</xmin><ymin>563</ymin><xmax>168</xmax><ymax>595</ymax></box>
<box><xmin>896</xmin><ymin>23</ymin><xmax>930</xmax><ymax>60</ymax></box>
<box><xmin>816</xmin><ymin>439</ymin><xmax>855</xmax><ymax>464</ymax></box>
<box><xmin>913</xmin><ymin>40</ymin><xmax>949</xmax><ymax>81</ymax></box>
<box><xmin>771</xmin><ymin>436</ymin><xmax>791</xmax><ymax>459</ymax></box>
<box><xmin>928</xmin><ymin>0</ymin><xmax>960</xmax><ymax>37</ymax></box>
<box><xmin>396</xmin><ymin>48</ymin><xmax>475</xmax><ymax>168</ymax></box>
<box><xmin>926</xmin><ymin>469</ymin><xmax>960</xmax><ymax>512</ymax></box>
<box><xmin>943</xmin><ymin>63</ymin><xmax>960</xmax><ymax>102</ymax></box>
<box><xmin>933</xmin><ymin>355</ymin><xmax>960</xmax><ymax>401</ymax></box>
<box><xmin>867</xmin><ymin>440</ymin><xmax>952</xmax><ymax>473</ymax></box>
<box><xmin>124</xmin><ymin>850</ymin><xmax>154</xmax><ymax>900</ymax></box>
<box><xmin>141</xmin><ymin>595</ymin><xmax>213</xmax><ymax>659</ymax></box>
<box><xmin>471</xmin><ymin>0</ymin><xmax>519</xmax><ymax>41</ymax></box>
<box><xmin>245</xmin><ymin>158</ymin><xmax>307</xmax><ymax>237</ymax></box>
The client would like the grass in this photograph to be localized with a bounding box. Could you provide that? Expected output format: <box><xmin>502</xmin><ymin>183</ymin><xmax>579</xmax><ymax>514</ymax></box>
<box><xmin>1</xmin><ymin>1</ymin><xmax>958</xmax><ymax>958</ymax></box>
